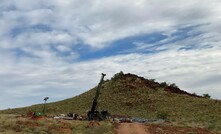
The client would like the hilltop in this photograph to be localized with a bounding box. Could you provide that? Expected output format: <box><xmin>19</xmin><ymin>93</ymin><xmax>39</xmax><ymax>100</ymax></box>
<box><xmin>1</xmin><ymin>72</ymin><xmax>221</xmax><ymax>131</ymax></box>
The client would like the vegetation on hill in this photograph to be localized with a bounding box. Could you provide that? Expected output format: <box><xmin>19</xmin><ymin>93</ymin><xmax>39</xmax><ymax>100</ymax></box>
<box><xmin>1</xmin><ymin>72</ymin><xmax>221</xmax><ymax>132</ymax></box>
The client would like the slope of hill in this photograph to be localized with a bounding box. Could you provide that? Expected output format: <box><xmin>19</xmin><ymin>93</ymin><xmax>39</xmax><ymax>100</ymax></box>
<box><xmin>1</xmin><ymin>72</ymin><xmax>221</xmax><ymax>132</ymax></box>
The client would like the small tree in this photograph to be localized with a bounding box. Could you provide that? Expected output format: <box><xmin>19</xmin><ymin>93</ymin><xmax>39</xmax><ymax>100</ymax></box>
<box><xmin>149</xmin><ymin>79</ymin><xmax>156</xmax><ymax>82</ymax></box>
<box><xmin>160</xmin><ymin>82</ymin><xmax>168</xmax><ymax>87</ymax></box>
<box><xmin>111</xmin><ymin>71</ymin><xmax>124</xmax><ymax>81</ymax></box>
<box><xmin>203</xmin><ymin>93</ymin><xmax>211</xmax><ymax>98</ymax></box>
<box><xmin>192</xmin><ymin>92</ymin><xmax>197</xmax><ymax>95</ymax></box>
<box><xmin>170</xmin><ymin>83</ymin><xmax>178</xmax><ymax>88</ymax></box>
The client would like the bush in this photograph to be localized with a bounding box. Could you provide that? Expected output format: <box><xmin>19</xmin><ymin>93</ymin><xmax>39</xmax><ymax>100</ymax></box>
<box><xmin>111</xmin><ymin>71</ymin><xmax>124</xmax><ymax>81</ymax></box>
<box><xmin>149</xmin><ymin>79</ymin><xmax>156</xmax><ymax>82</ymax></box>
<box><xmin>156</xmin><ymin>111</ymin><xmax>169</xmax><ymax>120</ymax></box>
<box><xmin>169</xmin><ymin>83</ymin><xmax>178</xmax><ymax>88</ymax></box>
<box><xmin>82</xmin><ymin>122</ymin><xmax>113</xmax><ymax>134</ymax></box>
<box><xmin>203</xmin><ymin>94</ymin><xmax>211</xmax><ymax>98</ymax></box>
<box><xmin>192</xmin><ymin>92</ymin><xmax>197</xmax><ymax>95</ymax></box>
<box><xmin>160</xmin><ymin>82</ymin><xmax>168</xmax><ymax>87</ymax></box>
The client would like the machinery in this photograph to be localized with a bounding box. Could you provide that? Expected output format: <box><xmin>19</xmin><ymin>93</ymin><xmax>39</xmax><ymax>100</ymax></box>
<box><xmin>42</xmin><ymin>97</ymin><xmax>49</xmax><ymax>113</ymax></box>
<box><xmin>87</xmin><ymin>73</ymin><xmax>110</xmax><ymax>121</ymax></box>
<box><xmin>33</xmin><ymin>97</ymin><xmax>49</xmax><ymax>117</ymax></box>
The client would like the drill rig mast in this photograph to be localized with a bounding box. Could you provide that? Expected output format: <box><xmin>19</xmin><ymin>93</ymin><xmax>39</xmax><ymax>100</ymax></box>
<box><xmin>87</xmin><ymin>73</ymin><xmax>110</xmax><ymax>121</ymax></box>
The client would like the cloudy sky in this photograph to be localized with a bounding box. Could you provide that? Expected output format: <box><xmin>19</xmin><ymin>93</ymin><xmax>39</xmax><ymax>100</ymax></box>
<box><xmin>0</xmin><ymin>0</ymin><xmax>221</xmax><ymax>109</ymax></box>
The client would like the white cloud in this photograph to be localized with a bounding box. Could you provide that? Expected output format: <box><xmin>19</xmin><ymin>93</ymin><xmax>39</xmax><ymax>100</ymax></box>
<box><xmin>1</xmin><ymin>0</ymin><xmax>221</xmax><ymax>49</ymax></box>
<box><xmin>1</xmin><ymin>47</ymin><xmax>221</xmax><ymax>109</ymax></box>
<box><xmin>2</xmin><ymin>0</ymin><xmax>220</xmax><ymax>48</ymax></box>
<box><xmin>1</xmin><ymin>0</ymin><xmax>221</xmax><ymax>109</ymax></box>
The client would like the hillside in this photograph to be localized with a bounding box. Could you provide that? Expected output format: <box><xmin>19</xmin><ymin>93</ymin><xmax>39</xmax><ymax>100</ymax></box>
<box><xmin>1</xmin><ymin>72</ymin><xmax>221</xmax><ymax>132</ymax></box>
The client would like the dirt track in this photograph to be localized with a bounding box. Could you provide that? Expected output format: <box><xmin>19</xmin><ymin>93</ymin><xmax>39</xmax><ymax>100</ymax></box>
<box><xmin>116</xmin><ymin>123</ymin><xmax>149</xmax><ymax>134</ymax></box>
<box><xmin>116</xmin><ymin>123</ymin><xmax>212</xmax><ymax>134</ymax></box>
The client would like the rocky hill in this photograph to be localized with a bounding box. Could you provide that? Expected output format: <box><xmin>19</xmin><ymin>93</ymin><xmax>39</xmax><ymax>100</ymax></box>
<box><xmin>1</xmin><ymin>72</ymin><xmax>221</xmax><ymax>131</ymax></box>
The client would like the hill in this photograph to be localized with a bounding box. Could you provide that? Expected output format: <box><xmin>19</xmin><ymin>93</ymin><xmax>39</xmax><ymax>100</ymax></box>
<box><xmin>1</xmin><ymin>72</ymin><xmax>221</xmax><ymax>132</ymax></box>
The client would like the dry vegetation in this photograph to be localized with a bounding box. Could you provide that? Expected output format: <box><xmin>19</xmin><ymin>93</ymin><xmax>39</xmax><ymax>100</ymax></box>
<box><xmin>0</xmin><ymin>114</ymin><xmax>114</xmax><ymax>134</ymax></box>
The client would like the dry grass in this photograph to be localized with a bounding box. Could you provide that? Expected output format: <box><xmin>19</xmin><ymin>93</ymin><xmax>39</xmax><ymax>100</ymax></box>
<box><xmin>0</xmin><ymin>114</ymin><xmax>114</xmax><ymax>134</ymax></box>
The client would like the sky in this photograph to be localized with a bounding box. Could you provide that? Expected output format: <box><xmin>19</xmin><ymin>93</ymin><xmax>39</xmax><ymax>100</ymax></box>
<box><xmin>0</xmin><ymin>0</ymin><xmax>221</xmax><ymax>110</ymax></box>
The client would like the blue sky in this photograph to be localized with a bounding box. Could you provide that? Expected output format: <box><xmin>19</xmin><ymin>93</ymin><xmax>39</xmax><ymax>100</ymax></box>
<box><xmin>0</xmin><ymin>0</ymin><xmax>221</xmax><ymax>109</ymax></box>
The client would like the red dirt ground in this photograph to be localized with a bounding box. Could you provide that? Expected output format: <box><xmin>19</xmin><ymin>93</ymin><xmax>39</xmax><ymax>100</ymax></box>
<box><xmin>116</xmin><ymin>123</ymin><xmax>213</xmax><ymax>134</ymax></box>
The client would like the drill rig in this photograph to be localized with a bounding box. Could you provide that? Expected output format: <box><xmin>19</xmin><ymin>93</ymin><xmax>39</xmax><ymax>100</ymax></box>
<box><xmin>87</xmin><ymin>73</ymin><xmax>110</xmax><ymax>121</ymax></box>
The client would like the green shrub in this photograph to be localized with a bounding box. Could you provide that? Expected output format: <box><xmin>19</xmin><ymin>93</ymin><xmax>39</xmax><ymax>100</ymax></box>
<box><xmin>156</xmin><ymin>111</ymin><xmax>169</xmax><ymax>120</ymax></box>
<box><xmin>203</xmin><ymin>93</ymin><xmax>211</xmax><ymax>98</ymax></box>
<box><xmin>169</xmin><ymin>83</ymin><xmax>178</xmax><ymax>88</ymax></box>
<box><xmin>82</xmin><ymin>122</ymin><xmax>113</xmax><ymax>134</ymax></box>
<box><xmin>111</xmin><ymin>71</ymin><xmax>124</xmax><ymax>81</ymax></box>
<box><xmin>160</xmin><ymin>82</ymin><xmax>168</xmax><ymax>87</ymax></box>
